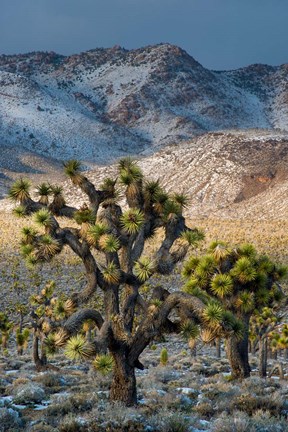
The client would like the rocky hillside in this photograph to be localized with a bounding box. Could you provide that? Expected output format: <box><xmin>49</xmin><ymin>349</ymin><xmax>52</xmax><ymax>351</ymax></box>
<box><xmin>0</xmin><ymin>44</ymin><xmax>287</xmax><ymax>162</ymax></box>
<box><xmin>1</xmin><ymin>130</ymin><xmax>288</xmax><ymax>220</ymax></box>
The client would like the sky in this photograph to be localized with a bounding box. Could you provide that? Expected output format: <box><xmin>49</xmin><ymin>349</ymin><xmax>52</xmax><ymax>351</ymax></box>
<box><xmin>0</xmin><ymin>0</ymin><xmax>287</xmax><ymax>70</ymax></box>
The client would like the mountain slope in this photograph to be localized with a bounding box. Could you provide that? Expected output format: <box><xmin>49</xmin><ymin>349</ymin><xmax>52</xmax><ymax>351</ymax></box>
<box><xmin>0</xmin><ymin>44</ymin><xmax>287</xmax><ymax>162</ymax></box>
<box><xmin>2</xmin><ymin>130</ymin><xmax>288</xmax><ymax>221</ymax></box>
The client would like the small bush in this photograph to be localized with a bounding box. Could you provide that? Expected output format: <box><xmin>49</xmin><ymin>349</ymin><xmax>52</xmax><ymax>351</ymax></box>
<box><xmin>148</xmin><ymin>410</ymin><xmax>191</xmax><ymax>432</ymax></box>
<box><xmin>160</xmin><ymin>348</ymin><xmax>168</xmax><ymax>366</ymax></box>
<box><xmin>232</xmin><ymin>393</ymin><xmax>284</xmax><ymax>416</ymax></box>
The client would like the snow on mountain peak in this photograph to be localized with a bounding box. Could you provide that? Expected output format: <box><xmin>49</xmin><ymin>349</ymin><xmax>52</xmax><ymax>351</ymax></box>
<box><xmin>0</xmin><ymin>44</ymin><xmax>287</xmax><ymax>163</ymax></box>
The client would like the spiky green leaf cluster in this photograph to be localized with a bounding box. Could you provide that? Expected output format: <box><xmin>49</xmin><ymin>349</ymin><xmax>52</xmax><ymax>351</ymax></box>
<box><xmin>64</xmin><ymin>335</ymin><xmax>95</xmax><ymax>361</ymax></box>
<box><xmin>92</xmin><ymin>354</ymin><xmax>114</xmax><ymax>375</ymax></box>
<box><xmin>230</xmin><ymin>257</ymin><xmax>257</xmax><ymax>284</ymax></box>
<box><xmin>63</xmin><ymin>159</ymin><xmax>82</xmax><ymax>177</ymax></box>
<box><xmin>210</xmin><ymin>274</ymin><xmax>233</xmax><ymax>298</ymax></box>
<box><xmin>102</xmin><ymin>262</ymin><xmax>121</xmax><ymax>285</ymax></box>
<box><xmin>202</xmin><ymin>302</ymin><xmax>224</xmax><ymax>327</ymax></box>
<box><xmin>21</xmin><ymin>226</ymin><xmax>38</xmax><ymax>244</ymax></box>
<box><xmin>143</xmin><ymin>180</ymin><xmax>162</xmax><ymax>204</ymax></box>
<box><xmin>51</xmin><ymin>185</ymin><xmax>63</xmax><ymax>196</ymax></box>
<box><xmin>173</xmin><ymin>192</ymin><xmax>189</xmax><ymax>208</ymax></box>
<box><xmin>21</xmin><ymin>244</ymin><xmax>34</xmax><ymax>257</ymax></box>
<box><xmin>180</xmin><ymin>229</ymin><xmax>205</xmax><ymax>246</ymax></box>
<box><xmin>235</xmin><ymin>291</ymin><xmax>255</xmax><ymax>313</ymax></box>
<box><xmin>162</xmin><ymin>199</ymin><xmax>181</xmax><ymax>221</ymax></box>
<box><xmin>134</xmin><ymin>257</ymin><xmax>155</xmax><ymax>281</ymax></box>
<box><xmin>98</xmin><ymin>234</ymin><xmax>120</xmax><ymax>253</ymax></box>
<box><xmin>74</xmin><ymin>208</ymin><xmax>95</xmax><ymax>225</ymax></box>
<box><xmin>182</xmin><ymin>257</ymin><xmax>200</xmax><ymax>278</ymax></box>
<box><xmin>119</xmin><ymin>157</ymin><xmax>143</xmax><ymax>186</ymax></box>
<box><xmin>181</xmin><ymin>320</ymin><xmax>200</xmax><ymax>341</ymax></box>
<box><xmin>13</xmin><ymin>205</ymin><xmax>28</xmax><ymax>218</ymax></box>
<box><xmin>86</xmin><ymin>222</ymin><xmax>109</xmax><ymax>246</ymax></box>
<box><xmin>120</xmin><ymin>208</ymin><xmax>145</xmax><ymax>234</ymax></box>
<box><xmin>209</xmin><ymin>241</ymin><xmax>230</xmax><ymax>261</ymax></box>
<box><xmin>195</xmin><ymin>255</ymin><xmax>217</xmax><ymax>278</ymax></box>
<box><xmin>36</xmin><ymin>183</ymin><xmax>52</xmax><ymax>197</ymax></box>
<box><xmin>9</xmin><ymin>178</ymin><xmax>31</xmax><ymax>202</ymax></box>
<box><xmin>37</xmin><ymin>235</ymin><xmax>61</xmax><ymax>260</ymax></box>
<box><xmin>34</xmin><ymin>209</ymin><xmax>54</xmax><ymax>228</ymax></box>
<box><xmin>44</xmin><ymin>333</ymin><xmax>59</xmax><ymax>356</ymax></box>
<box><xmin>222</xmin><ymin>311</ymin><xmax>244</xmax><ymax>340</ymax></box>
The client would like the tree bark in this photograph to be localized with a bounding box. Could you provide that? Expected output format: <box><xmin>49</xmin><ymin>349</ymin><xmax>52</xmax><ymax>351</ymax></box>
<box><xmin>33</xmin><ymin>333</ymin><xmax>47</xmax><ymax>370</ymax></box>
<box><xmin>109</xmin><ymin>351</ymin><xmax>137</xmax><ymax>406</ymax></box>
<box><xmin>259</xmin><ymin>336</ymin><xmax>268</xmax><ymax>378</ymax></box>
<box><xmin>225</xmin><ymin>335</ymin><xmax>250</xmax><ymax>379</ymax></box>
<box><xmin>215</xmin><ymin>337</ymin><xmax>221</xmax><ymax>359</ymax></box>
<box><xmin>225</xmin><ymin>313</ymin><xmax>251</xmax><ymax>379</ymax></box>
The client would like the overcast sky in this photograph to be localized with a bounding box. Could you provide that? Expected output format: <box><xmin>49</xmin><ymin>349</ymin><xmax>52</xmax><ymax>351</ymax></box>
<box><xmin>0</xmin><ymin>0</ymin><xmax>287</xmax><ymax>70</ymax></box>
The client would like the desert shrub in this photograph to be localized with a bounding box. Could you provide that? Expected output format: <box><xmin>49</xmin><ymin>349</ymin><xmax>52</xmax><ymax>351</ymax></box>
<box><xmin>58</xmin><ymin>414</ymin><xmax>87</xmax><ymax>432</ymax></box>
<box><xmin>212</xmin><ymin>409</ymin><xmax>288</xmax><ymax>432</ymax></box>
<box><xmin>212</xmin><ymin>410</ymin><xmax>251</xmax><ymax>432</ymax></box>
<box><xmin>240</xmin><ymin>377</ymin><xmax>280</xmax><ymax>396</ymax></box>
<box><xmin>34</xmin><ymin>372</ymin><xmax>64</xmax><ymax>388</ymax></box>
<box><xmin>251</xmin><ymin>409</ymin><xmax>288</xmax><ymax>431</ymax></box>
<box><xmin>29</xmin><ymin>423</ymin><xmax>55</xmax><ymax>432</ymax></box>
<box><xmin>87</xmin><ymin>402</ymin><xmax>145</xmax><ymax>432</ymax></box>
<box><xmin>160</xmin><ymin>348</ymin><xmax>168</xmax><ymax>366</ymax></box>
<box><xmin>10</xmin><ymin>377</ymin><xmax>29</xmax><ymax>387</ymax></box>
<box><xmin>149</xmin><ymin>367</ymin><xmax>180</xmax><ymax>385</ymax></box>
<box><xmin>47</xmin><ymin>392</ymin><xmax>98</xmax><ymax>417</ymax></box>
<box><xmin>193</xmin><ymin>400</ymin><xmax>215</xmax><ymax>418</ymax></box>
<box><xmin>232</xmin><ymin>392</ymin><xmax>284</xmax><ymax>417</ymax></box>
<box><xmin>13</xmin><ymin>382</ymin><xmax>46</xmax><ymax>404</ymax></box>
<box><xmin>148</xmin><ymin>410</ymin><xmax>191</xmax><ymax>432</ymax></box>
<box><xmin>0</xmin><ymin>407</ymin><xmax>22</xmax><ymax>432</ymax></box>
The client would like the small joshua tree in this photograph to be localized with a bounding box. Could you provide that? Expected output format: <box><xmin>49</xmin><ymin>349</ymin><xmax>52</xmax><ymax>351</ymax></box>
<box><xmin>250</xmin><ymin>307</ymin><xmax>281</xmax><ymax>377</ymax></box>
<box><xmin>29</xmin><ymin>280</ymin><xmax>76</xmax><ymax>369</ymax></box>
<box><xmin>16</xmin><ymin>328</ymin><xmax>30</xmax><ymax>356</ymax></box>
<box><xmin>0</xmin><ymin>312</ymin><xmax>13</xmax><ymax>350</ymax></box>
<box><xmin>182</xmin><ymin>241</ymin><xmax>286</xmax><ymax>379</ymax></box>
<box><xmin>10</xmin><ymin>158</ymin><xmax>235</xmax><ymax>406</ymax></box>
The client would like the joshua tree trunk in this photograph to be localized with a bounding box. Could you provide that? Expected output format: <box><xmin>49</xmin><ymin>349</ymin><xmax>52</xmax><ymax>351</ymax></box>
<box><xmin>110</xmin><ymin>351</ymin><xmax>137</xmax><ymax>406</ymax></box>
<box><xmin>1</xmin><ymin>333</ymin><xmax>8</xmax><ymax>349</ymax></box>
<box><xmin>215</xmin><ymin>337</ymin><xmax>221</xmax><ymax>359</ymax></box>
<box><xmin>226</xmin><ymin>314</ymin><xmax>251</xmax><ymax>379</ymax></box>
<box><xmin>33</xmin><ymin>332</ymin><xmax>47</xmax><ymax>370</ymax></box>
<box><xmin>226</xmin><ymin>335</ymin><xmax>250</xmax><ymax>379</ymax></box>
<box><xmin>259</xmin><ymin>336</ymin><xmax>268</xmax><ymax>378</ymax></box>
<box><xmin>251</xmin><ymin>340</ymin><xmax>257</xmax><ymax>355</ymax></box>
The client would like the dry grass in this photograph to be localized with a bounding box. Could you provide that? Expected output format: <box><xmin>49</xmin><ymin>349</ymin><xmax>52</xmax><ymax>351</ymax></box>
<box><xmin>191</xmin><ymin>217</ymin><xmax>288</xmax><ymax>265</ymax></box>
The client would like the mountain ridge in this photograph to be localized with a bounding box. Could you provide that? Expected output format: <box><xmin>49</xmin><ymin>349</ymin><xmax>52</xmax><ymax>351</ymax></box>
<box><xmin>0</xmin><ymin>43</ymin><xmax>287</xmax><ymax>163</ymax></box>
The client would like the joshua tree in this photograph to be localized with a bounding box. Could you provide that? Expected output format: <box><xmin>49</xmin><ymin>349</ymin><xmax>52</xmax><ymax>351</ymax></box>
<box><xmin>9</xmin><ymin>158</ymin><xmax>233</xmax><ymax>406</ymax></box>
<box><xmin>0</xmin><ymin>312</ymin><xmax>13</xmax><ymax>350</ymax></box>
<box><xmin>182</xmin><ymin>241</ymin><xmax>286</xmax><ymax>379</ymax></box>
<box><xmin>250</xmin><ymin>307</ymin><xmax>283</xmax><ymax>377</ymax></box>
<box><xmin>16</xmin><ymin>328</ymin><xmax>30</xmax><ymax>356</ymax></box>
<box><xmin>29</xmin><ymin>280</ymin><xmax>75</xmax><ymax>369</ymax></box>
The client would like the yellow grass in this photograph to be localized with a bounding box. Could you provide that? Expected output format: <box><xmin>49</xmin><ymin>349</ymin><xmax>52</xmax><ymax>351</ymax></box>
<box><xmin>1</xmin><ymin>213</ymin><xmax>288</xmax><ymax>266</ymax></box>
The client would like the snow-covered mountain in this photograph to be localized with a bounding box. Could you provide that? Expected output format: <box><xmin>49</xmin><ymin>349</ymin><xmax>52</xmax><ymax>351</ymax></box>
<box><xmin>0</xmin><ymin>44</ymin><xmax>287</xmax><ymax>162</ymax></box>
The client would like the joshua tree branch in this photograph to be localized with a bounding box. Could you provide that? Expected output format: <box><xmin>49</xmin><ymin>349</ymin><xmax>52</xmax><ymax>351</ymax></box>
<box><xmin>64</xmin><ymin>309</ymin><xmax>104</xmax><ymax>335</ymax></box>
<box><xmin>128</xmin><ymin>292</ymin><xmax>205</xmax><ymax>365</ymax></box>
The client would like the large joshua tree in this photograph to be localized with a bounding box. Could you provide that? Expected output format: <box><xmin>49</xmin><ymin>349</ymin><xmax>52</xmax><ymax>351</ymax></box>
<box><xmin>182</xmin><ymin>241</ymin><xmax>286</xmax><ymax>379</ymax></box>
<box><xmin>9</xmin><ymin>159</ymin><xmax>234</xmax><ymax>406</ymax></box>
